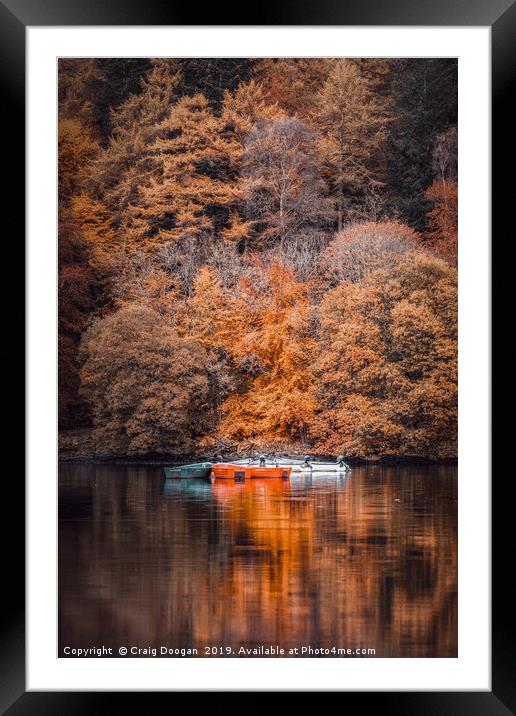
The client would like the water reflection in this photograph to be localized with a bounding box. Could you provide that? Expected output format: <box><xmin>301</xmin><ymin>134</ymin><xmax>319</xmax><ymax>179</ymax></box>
<box><xmin>59</xmin><ymin>464</ymin><xmax>457</xmax><ymax>657</ymax></box>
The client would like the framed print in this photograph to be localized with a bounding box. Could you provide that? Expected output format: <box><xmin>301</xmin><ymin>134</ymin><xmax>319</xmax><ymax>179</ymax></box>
<box><xmin>4</xmin><ymin>0</ymin><xmax>511</xmax><ymax>708</ymax></box>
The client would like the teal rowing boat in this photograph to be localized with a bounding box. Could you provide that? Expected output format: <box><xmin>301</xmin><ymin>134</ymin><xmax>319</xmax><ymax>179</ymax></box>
<box><xmin>163</xmin><ymin>462</ymin><xmax>212</xmax><ymax>479</ymax></box>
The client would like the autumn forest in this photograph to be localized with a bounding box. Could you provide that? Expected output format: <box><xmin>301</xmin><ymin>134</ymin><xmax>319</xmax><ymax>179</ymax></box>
<box><xmin>58</xmin><ymin>58</ymin><xmax>458</xmax><ymax>461</ymax></box>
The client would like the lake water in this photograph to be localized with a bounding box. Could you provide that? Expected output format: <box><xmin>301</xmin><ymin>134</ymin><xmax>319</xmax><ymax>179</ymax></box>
<box><xmin>59</xmin><ymin>463</ymin><xmax>457</xmax><ymax>658</ymax></box>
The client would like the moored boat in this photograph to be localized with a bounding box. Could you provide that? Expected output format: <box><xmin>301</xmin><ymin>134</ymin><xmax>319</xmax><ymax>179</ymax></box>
<box><xmin>226</xmin><ymin>455</ymin><xmax>351</xmax><ymax>473</ymax></box>
<box><xmin>292</xmin><ymin>462</ymin><xmax>350</xmax><ymax>473</ymax></box>
<box><xmin>211</xmin><ymin>463</ymin><xmax>292</xmax><ymax>480</ymax></box>
<box><xmin>163</xmin><ymin>462</ymin><xmax>213</xmax><ymax>479</ymax></box>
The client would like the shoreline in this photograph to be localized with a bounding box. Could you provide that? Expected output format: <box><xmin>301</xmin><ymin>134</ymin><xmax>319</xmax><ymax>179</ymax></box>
<box><xmin>58</xmin><ymin>430</ymin><xmax>457</xmax><ymax>467</ymax></box>
<box><xmin>58</xmin><ymin>457</ymin><xmax>458</xmax><ymax>466</ymax></box>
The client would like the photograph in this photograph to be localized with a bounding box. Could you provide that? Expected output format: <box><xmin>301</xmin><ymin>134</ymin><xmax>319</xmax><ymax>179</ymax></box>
<box><xmin>57</xmin><ymin>56</ymin><xmax>459</xmax><ymax>660</ymax></box>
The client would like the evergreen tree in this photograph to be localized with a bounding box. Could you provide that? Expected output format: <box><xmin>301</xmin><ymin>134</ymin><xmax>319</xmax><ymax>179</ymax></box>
<box><xmin>58</xmin><ymin>206</ymin><xmax>100</xmax><ymax>427</ymax></box>
<box><xmin>385</xmin><ymin>58</ymin><xmax>458</xmax><ymax>230</ymax></box>
<box><xmin>220</xmin><ymin>262</ymin><xmax>316</xmax><ymax>446</ymax></box>
<box><xmin>255</xmin><ymin>58</ymin><xmax>331</xmax><ymax>118</ymax></box>
<box><xmin>89</xmin><ymin>60</ymin><xmax>181</xmax><ymax>223</ymax></box>
<box><xmin>313</xmin><ymin>60</ymin><xmax>391</xmax><ymax>230</ymax></box>
<box><xmin>58</xmin><ymin>119</ymin><xmax>99</xmax><ymax>203</ymax></box>
<box><xmin>221</xmin><ymin>78</ymin><xmax>284</xmax><ymax>141</ymax></box>
<box><xmin>124</xmin><ymin>93</ymin><xmax>240</xmax><ymax>248</ymax></box>
<box><xmin>176</xmin><ymin>59</ymin><xmax>255</xmax><ymax>110</ymax></box>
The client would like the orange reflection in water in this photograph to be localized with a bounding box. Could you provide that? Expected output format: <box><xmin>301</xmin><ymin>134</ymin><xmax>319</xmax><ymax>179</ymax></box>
<box><xmin>59</xmin><ymin>465</ymin><xmax>457</xmax><ymax>657</ymax></box>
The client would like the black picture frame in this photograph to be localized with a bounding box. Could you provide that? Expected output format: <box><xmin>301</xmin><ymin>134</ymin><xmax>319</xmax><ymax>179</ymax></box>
<box><xmin>4</xmin><ymin>0</ymin><xmax>510</xmax><ymax>709</ymax></box>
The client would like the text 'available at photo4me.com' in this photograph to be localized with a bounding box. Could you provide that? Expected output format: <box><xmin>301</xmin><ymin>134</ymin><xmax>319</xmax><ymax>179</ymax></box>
<box><xmin>62</xmin><ymin>644</ymin><xmax>377</xmax><ymax>657</ymax></box>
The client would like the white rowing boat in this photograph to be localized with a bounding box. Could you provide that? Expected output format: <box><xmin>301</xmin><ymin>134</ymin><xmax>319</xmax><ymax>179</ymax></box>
<box><xmin>291</xmin><ymin>463</ymin><xmax>349</xmax><ymax>473</ymax></box>
<box><xmin>225</xmin><ymin>456</ymin><xmax>351</xmax><ymax>473</ymax></box>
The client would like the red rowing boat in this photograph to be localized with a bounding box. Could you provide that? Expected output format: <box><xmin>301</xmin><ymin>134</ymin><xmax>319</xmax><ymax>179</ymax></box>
<box><xmin>211</xmin><ymin>463</ymin><xmax>292</xmax><ymax>480</ymax></box>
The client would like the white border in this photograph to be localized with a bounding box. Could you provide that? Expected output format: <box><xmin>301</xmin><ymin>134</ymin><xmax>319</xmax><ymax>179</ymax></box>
<box><xmin>27</xmin><ymin>26</ymin><xmax>490</xmax><ymax>691</ymax></box>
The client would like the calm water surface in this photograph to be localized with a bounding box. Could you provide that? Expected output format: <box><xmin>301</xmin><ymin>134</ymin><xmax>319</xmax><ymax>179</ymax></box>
<box><xmin>59</xmin><ymin>464</ymin><xmax>457</xmax><ymax>657</ymax></box>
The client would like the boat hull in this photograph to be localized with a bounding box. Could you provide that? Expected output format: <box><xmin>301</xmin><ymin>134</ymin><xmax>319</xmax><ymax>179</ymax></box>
<box><xmin>163</xmin><ymin>463</ymin><xmax>212</xmax><ymax>479</ymax></box>
<box><xmin>291</xmin><ymin>464</ymin><xmax>350</xmax><ymax>473</ymax></box>
<box><xmin>211</xmin><ymin>463</ymin><xmax>292</xmax><ymax>480</ymax></box>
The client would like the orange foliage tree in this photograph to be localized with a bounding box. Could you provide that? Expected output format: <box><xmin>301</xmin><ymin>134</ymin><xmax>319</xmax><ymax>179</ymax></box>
<box><xmin>58</xmin><ymin>59</ymin><xmax>106</xmax><ymax>129</ymax></box>
<box><xmin>313</xmin><ymin>60</ymin><xmax>391</xmax><ymax>230</ymax></box>
<box><xmin>312</xmin><ymin>252</ymin><xmax>457</xmax><ymax>459</ymax></box>
<box><xmin>58</xmin><ymin>207</ymin><xmax>100</xmax><ymax>427</ymax></box>
<box><xmin>221</xmin><ymin>78</ymin><xmax>284</xmax><ymax>141</ymax></box>
<box><xmin>425</xmin><ymin>181</ymin><xmax>458</xmax><ymax>264</ymax></box>
<box><xmin>124</xmin><ymin>94</ymin><xmax>240</xmax><ymax>248</ymax></box>
<box><xmin>79</xmin><ymin>303</ymin><xmax>216</xmax><ymax>455</ymax></box>
<box><xmin>69</xmin><ymin>194</ymin><xmax>120</xmax><ymax>272</ymax></box>
<box><xmin>58</xmin><ymin>120</ymin><xmax>99</xmax><ymax>202</ymax></box>
<box><xmin>217</xmin><ymin>262</ymin><xmax>317</xmax><ymax>447</ymax></box>
<box><xmin>58</xmin><ymin>67</ymin><xmax>104</xmax><ymax>424</ymax></box>
<box><xmin>189</xmin><ymin>266</ymin><xmax>235</xmax><ymax>346</ymax></box>
<box><xmin>255</xmin><ymin>59</ymin><xmax>331</xmax><ymax>118</ymax></box>
<box><xmin>89</xmin><ymin>60</ymin><xmax>182</xmax><ymax>223</ymax></box>
<box><xmin>425</xmin><ymin>128</ymin><xmax>458</xmax><ymax>264</ymax></box>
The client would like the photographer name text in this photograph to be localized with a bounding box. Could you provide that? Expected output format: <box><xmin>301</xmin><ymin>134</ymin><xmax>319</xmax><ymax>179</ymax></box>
<box><xmin>62</xmin><ymin>644</ymin><xmax>376</xmax><ymax>657</ymax></box>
